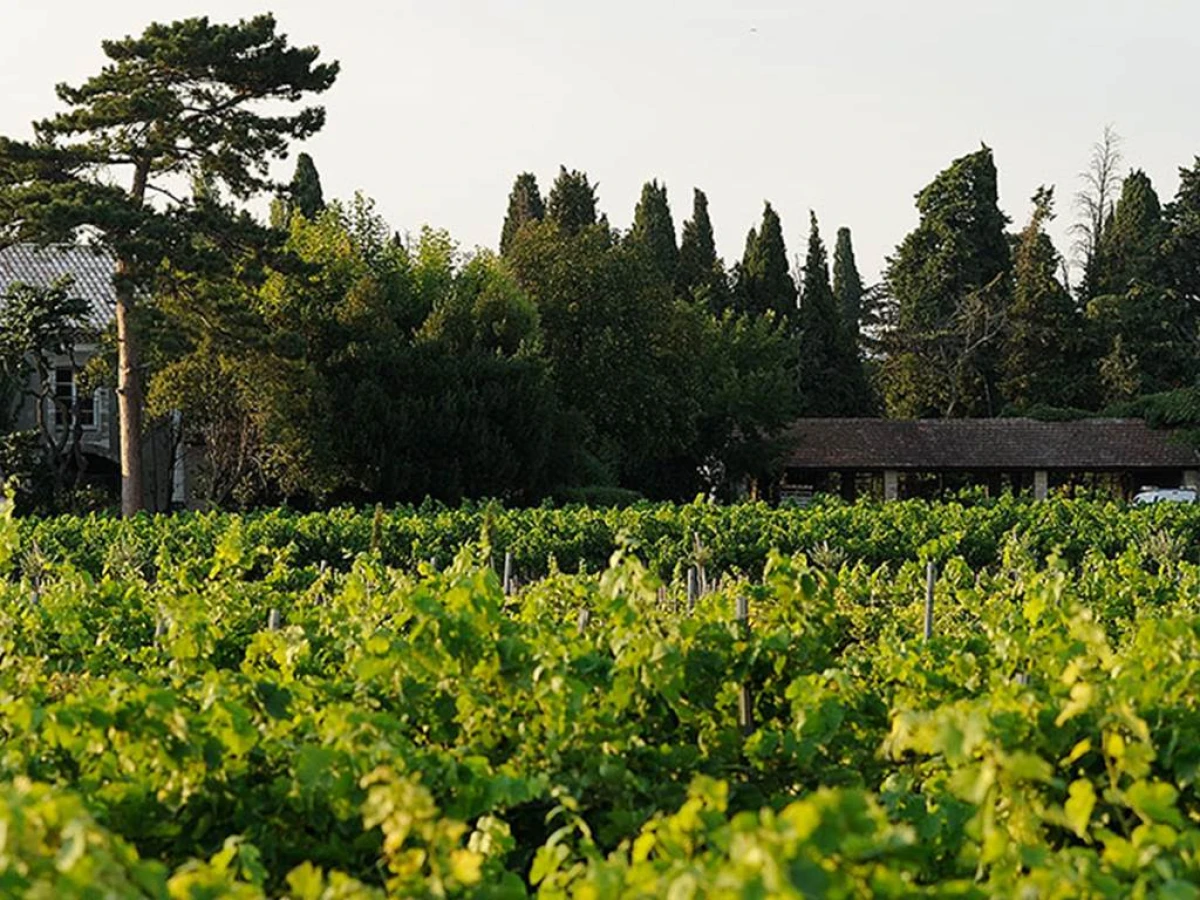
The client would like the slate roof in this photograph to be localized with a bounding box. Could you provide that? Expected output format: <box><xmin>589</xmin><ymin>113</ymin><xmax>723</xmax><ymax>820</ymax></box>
<box><xmin>782</xmin><ymin>418</ymin><xmax>1200</xmax><ymax>471</ymax></box>
<box><xmin>0</xmin><ymin>243</ymin><xmax>117</xmax><ymax>331</ymax></box>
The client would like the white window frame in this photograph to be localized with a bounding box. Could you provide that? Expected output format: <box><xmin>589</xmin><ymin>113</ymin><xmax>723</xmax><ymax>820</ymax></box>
<box><xmin>51</xmin><ymin>365</ymin><xmax>98</xmax><ymax>431</ymax></box>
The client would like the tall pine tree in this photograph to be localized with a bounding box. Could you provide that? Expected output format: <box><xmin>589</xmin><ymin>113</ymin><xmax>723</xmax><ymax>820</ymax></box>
<box><xmin>628</xmin><ymin>179</ymin><xmax>678</xmax><ymax>286</ymax></box>
<box><xmin>499</xmin><ymin>172</ymin><xmax>545</xmax><ymax>255</ymax></box>
<box><xmin>0</xmin><ymin>14</ymin><xmax>337</xmax><ymax>514</ymax></box>
<box><xmin>797</xmin><ymin>213</ymin><xmax>871</xmax><ymax>415</ymax></box>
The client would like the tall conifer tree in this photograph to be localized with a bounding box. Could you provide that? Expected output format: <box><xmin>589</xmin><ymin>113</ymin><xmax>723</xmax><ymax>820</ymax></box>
<box><xmin>1096</xmin><ymin>170</ymin><xmax>1164</xmax><ymax>296</ymax></box>
<box><xmin>882</xmin><ymin>146</ymin><xmax>1011</xmax><ymax>417</ymax></box>
<box><xmin>271</xmin><ymin>151</ymin><xmax>325</xmax><ymax>227</ymax></box>
<box><xmin>677</xmin><ymin>188</ymin><xmax>728</xmax><ymax>311</ymax></box>
<box><xmin>735</xmin><ymin>202</ymin><xmax>795</xmax><ymax>318</ymax></box>
<box><xmin>546</xmin><ymin>166</ymin><xmax>598</xmax><ymax>237</ymax></box>
<box><xmin>291</xmin><ymin>152</ymin><xmax>325</xmax><ymax>220</ymax></box>
<box><xmin>1000</xmin><ymin>188</ymin><xmax>1092</xmax><ymax>409</ymax></box>
<box><xmin>628</xmin><ymin>180</ymin><xmax>678</xmax><ymax>286</ymax></box>
<box><xmin>832</xmin><ymin>227</ymin><xmax>865</xmax><ymax>348</ymax></box>
<box><xmin>797</xmin><ymin>213</ymin><xmax>870</xmax><ymax>415</ymax></box>
<box><xmin>499</xmin><ymin>172</ymin><xmax>545</xmax><ymax>255</ymax></box>
<box><xmin>1092</xmin><ymin>170</ymin><xmax>1195</xmax><ymax>396</ymax></box>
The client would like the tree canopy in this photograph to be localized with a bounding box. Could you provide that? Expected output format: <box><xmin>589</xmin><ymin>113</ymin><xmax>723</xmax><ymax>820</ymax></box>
<box><xmin>0</xmin><ymin>13</ymin><xmax>338</xmax><ymax>514</ymax></box>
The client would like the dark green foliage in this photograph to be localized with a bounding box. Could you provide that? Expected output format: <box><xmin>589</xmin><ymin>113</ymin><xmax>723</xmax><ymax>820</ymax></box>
<box><xmin>1088</xmin><ymin>171</ymin><xmax>1196</xmax><ymax>400</ymax></box>
<box><xmin>290</xmin><ymin>152</ymin><xmax>325</xmax><ymax>220</ymax></box>
<box><xmin>735</xmin><ymin>203</ymin><xmax>796</xmax><ymax>319</ymax></box>
<box><xmin>1000</xmin><ymin>188</ymin><xmax>1094</xmax><ymax>410</ymax></box>
<box><xmin>272</xmin><ymin>209</ymin><xmax>573</xmax><ymax>505</ymax></box>
<box><xmin>796</xmin><ymin>214</ymin><xmax>872</xmax><ymax>416</ymax></box>
<box><xmin>832</xmin><ymin>227</ymin><xmax>865</xmax><ymax>347</ymax></box>
<box><xmin>1163</xmin><ymin>158</ymin><xmax>1200</xmax><ymax>313</ymax></box>
<box><xmin>499</xmin><ymin>172</ymin><xmax>545</xmax><ymax>256</ymax></box>
<box><xmin>504</xmin><ymin>218</ymin><xmax>701</xmax><ymax>492</ymax></box>
<box><xmin>504</xmin><ymin>206</ymin><xmax>799</xmax><ymax>499</ymax></box>
<box><xmin>694</xmin><ymin>310</ymin><xmax>801</xmax><ymax>495</ymax></box>
<box><xmin>546</xmin><ymin>166</ymin><xmax>598</xmax><ymax>237</ymax></box>
<box><xmin>677</xmin><ymin>188</ymin><xmax>728</xmax><ymax>310</ymax></box>
<box><xmin>628</xmin><ymin>179</ymin><xmax>678</xmax><ymax>287</ymax></box>
<box><xmin>269</xmin><ymin>153</ymin><xmax>323</xmax><ymax>229</ymax></box>
<box><xmin>1103</xmin><ymin>387</ymin><xmax>1200</xmax><ymax>452</ymax></box>
<box><xmin>881</xmin><ymin>146</ymin><xmax>1011</xmax><ymax>417</ymax></box>
<box><xmin>1095</xmin><ymin>170</ymin><xmax>1164</xmax><ymax>296</ymax></box>
<box><xmin>0</xmin><ymin>278</ymin><xmax>94</xmax><ymax>501</ymax></box>
<box><xmin>0</xmin><ymin>12</ymin><xmax>338</xmax><ymax>277</ymax></box>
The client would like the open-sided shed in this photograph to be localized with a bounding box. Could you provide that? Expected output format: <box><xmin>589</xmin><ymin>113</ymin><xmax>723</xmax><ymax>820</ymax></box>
<box><xmin>779</xmin><ymin>418</ymin><xmax>1200</xmax><ymax>501</ymax></box>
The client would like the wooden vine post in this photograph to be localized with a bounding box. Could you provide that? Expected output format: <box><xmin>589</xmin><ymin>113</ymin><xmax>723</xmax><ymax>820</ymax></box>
<box><xmin>736</xmin><ymin>595</ymin><xmax>754</xmax><ymax>735</ymax></box>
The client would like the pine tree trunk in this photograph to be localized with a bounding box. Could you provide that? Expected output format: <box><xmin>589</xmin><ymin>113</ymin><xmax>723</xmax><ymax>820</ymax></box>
<box><xmin>116</xmin><ymin>270</ymin><xmax>143</xmax><ymax>516</ymax></box>
<box><xmin>117</xmin><ymin>158</ymin><xmax>151</xmax><ymax>517</ymax></box>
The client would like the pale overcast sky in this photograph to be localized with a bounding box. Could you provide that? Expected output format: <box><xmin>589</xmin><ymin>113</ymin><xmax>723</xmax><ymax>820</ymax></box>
<box><xmin>2</xmin><ymin>1</ymin><xmax>1199</xmax><ymax>282</ymax></box>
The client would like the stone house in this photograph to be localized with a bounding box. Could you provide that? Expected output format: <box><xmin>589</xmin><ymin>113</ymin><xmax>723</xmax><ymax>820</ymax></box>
<box><xmin>0</xmin><ymin>243</ymin><xmax>185</xmax><ymax>510</ymax></box>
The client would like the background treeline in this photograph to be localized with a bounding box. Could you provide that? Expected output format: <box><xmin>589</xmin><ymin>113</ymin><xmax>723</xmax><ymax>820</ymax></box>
<box><xmin>9</xmin><ymin>122</ymin><xmax>1200</xmax><ymax>510</ymax></box>
<box><xmin>154</xmin><ymin>128</ymin><xmax>1200</xmax><ymax>509</ymax></box>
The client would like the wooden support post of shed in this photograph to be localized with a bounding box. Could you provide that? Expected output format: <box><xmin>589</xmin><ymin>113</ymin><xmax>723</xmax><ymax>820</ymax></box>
<box><xmin>1184</xmin><ymin>470</ymin><xmax>1200</xmax><ymax>491</ymax></box>
<box><xmin>1034</xmin><ymin>469</ymin><xmax>1049</xmax><ymax>501</ymax></box>
<box><xmin>883</xmin><ymin>470</ymin><xmax>899</xmax><ymax>502</ymax></box>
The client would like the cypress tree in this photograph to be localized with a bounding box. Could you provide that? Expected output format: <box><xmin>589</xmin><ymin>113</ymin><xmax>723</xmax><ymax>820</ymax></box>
<box><xmin>882</xmin><ymin>146</ymin><xmax>1011</xmax><ymax>417</ymax></box>
<box><xmin>736</xmin><ymin>202</ymin><xmax>796</xmax><ymax>318</ymax></box>
<box><xmin>1093</xmin><ymin>169</ymin><xmax>1195</xmax><ymax>395</ymax></box>
<box><xmin>1164</xmin><ymin>157</ymin><xmax>1200</xmax><ymax>313</ymax></box>
<box><xmin>628</xmin><ymin>179</ymin><xmax>678</xmax><ymax>286</ymax></box>
<box><xmin>271</xmin><ymin>152</ymin><xmax>325</xmax><ymax>228</ymax></box>
<box><xmin>291</xmin><ymin>152</ymin><xmax>325</xmax><ymax>220</ymax></box>
<box><xmin>999</xmin><ymin>188</ymin><xmax>1092</xmax><ymax>409</ymax></box>
<box><xmin>832</xmin><ymin>227</ymin><xmax>865</xmax><ymax>348</ymax></box>
<box><xmin>546</xmin><ymin>166</ymin><xmax>598</xmax><ymax>237</ymax></box>
<box><xmin>1096</xmin><ymin>170</ymin><xmax>1164</xmax><ymax>296</ymax></box>
<box><xmin>677</xmin><ymin>188</ymin><xmax>727</xmax><ymax>309</ymax></box>
<box><xmin>499</xmin><ymin>172</ymin><xmax>545</xmax><ymax>255</ymax></box>
<box><xmin>797</xmin><ymin>213</ymin><xmax>870</xmax><ymax>415</ymax></box>
<box><xmin>678</xmin><ymin>189</ymin><xmax>717</xmax><ymax>285</ymax></box>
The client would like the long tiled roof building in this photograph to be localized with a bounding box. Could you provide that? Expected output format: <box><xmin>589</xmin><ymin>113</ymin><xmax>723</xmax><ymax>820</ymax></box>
<box><xmin>780</xmin><ymin>418</ymin><xmax>1200</xmax><ymax>501</ymax></box>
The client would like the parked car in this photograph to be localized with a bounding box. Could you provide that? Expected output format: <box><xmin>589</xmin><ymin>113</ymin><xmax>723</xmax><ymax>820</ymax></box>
<box><xmin>1133</xmin><ymin>487</ymin><xmax>1198</xmax><ymax>505</ymax></box>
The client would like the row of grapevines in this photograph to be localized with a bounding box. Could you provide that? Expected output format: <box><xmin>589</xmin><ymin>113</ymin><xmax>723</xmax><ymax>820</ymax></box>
<box><xmin>11</xmin><ymin>493</ymin><xmax>1200</xmax><ymax>585</ymax></box>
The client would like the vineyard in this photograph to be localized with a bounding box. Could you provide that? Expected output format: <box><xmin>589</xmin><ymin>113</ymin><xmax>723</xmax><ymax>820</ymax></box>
<box><xmin>4</xmin><ymin>496</ymin><xmax>1200</xmax><ymax>897</ymax></box>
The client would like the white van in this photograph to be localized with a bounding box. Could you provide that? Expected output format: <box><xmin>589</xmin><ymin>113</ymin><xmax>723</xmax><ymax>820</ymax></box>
<box><xmin>1133</xmin><ymin>487</ymin><xmax>1199</xmax><ymax>505</ymax></box>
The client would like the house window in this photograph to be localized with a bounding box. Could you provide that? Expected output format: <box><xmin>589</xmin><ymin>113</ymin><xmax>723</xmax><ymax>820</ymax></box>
<box><xmin>53</xmin><ymin>367</ymin><xmax>95</xmax><ymax>429</ymax></box>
